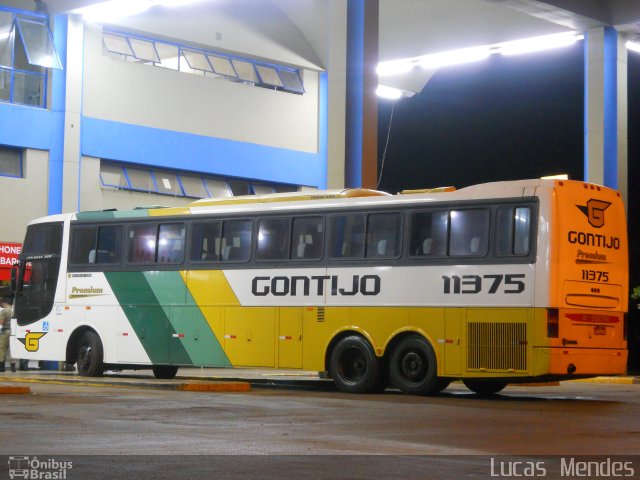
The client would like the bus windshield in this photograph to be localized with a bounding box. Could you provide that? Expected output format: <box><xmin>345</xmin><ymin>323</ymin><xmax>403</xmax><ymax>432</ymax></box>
<box><xmin>14</xmin><ymin>222</ymin><xmax>64</xmax><ymax>326</ymax></box>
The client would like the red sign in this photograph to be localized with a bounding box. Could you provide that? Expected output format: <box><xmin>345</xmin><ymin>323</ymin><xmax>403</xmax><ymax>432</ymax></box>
<box><xmin>0</xmin><ymin>242</ymin><xmax>21</xmax><ymax>281</ymax></box>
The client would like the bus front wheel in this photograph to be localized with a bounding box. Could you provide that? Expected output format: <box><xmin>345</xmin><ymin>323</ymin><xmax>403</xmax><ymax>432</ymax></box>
<box><xmin>389</xmin><ymin>335</ymin><xmax>440</xmax><ymax>395</ymax></box>
<box><xmin>152</xmin><ymin>365</ymin><xmax>179</xmax><ymax>380</ymax></box>
<box><xmin>76</xmin><ymin>331</ymin><xmax>104</xmax><ymax>377</ymax></box>
<box><xmin>463</xmin><ymin>379</ymin><xmax>508</xmax><ymax>396</ymax></box>
<box><xmin>329</xmin><ymin>335</ymin><xmax>381</xmax><ymax>394</ymax></box>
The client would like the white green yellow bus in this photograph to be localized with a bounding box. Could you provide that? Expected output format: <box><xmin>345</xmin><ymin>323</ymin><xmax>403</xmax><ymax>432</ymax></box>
<box><xmin>10</xmin><ymin>178</ymin><xmax>628</xmax><ymax>395</ymax></box>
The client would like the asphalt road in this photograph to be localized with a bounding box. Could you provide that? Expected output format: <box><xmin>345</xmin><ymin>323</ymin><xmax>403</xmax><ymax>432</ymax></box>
<box><xmin>0</xmin><ymin>375</ymin><xmax>638</xmax><ymax>479</ymax></box>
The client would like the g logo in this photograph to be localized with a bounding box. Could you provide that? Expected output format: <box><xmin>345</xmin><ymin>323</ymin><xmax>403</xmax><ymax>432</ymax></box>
<box><xmin>18</xmin><ymin>332</ymin><xmax>47</xmax><ymax>352</ymax></box>
<box><xmin>577</xmin><ymin>199</ymin><xmax>611</xmax><ymax>228</ymax></box>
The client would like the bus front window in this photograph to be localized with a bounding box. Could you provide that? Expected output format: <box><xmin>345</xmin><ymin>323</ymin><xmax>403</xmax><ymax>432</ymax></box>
<box><xmin>14</xmin><ymin>222</ymin><xmax>63</xmax><ymax>326</ymax></box>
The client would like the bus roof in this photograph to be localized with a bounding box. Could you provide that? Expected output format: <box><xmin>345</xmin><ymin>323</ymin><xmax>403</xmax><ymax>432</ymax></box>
<box><xmin>26</xmin><ymin>178</ymin><xmax>620</xmax><ymax>225</ymax></box>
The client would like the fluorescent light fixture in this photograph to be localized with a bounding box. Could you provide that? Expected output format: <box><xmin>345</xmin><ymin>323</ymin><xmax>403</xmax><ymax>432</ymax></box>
<box><xmin>377</xmin><ymin>60</ymin><xmax>413</xmax><ymax>77</ymax></box>
<box><xmin>376</xmin><ymin>85</ymin><xmax>415</xmax><ymax>100</ymax></box>
<box><xmin>541</xmin><ymin>174</ymin><xmax>569</xmax><ymax>180</ymax></box>
<box><xmin>377</xmin><ymin>31</ymin><xmax>583</xmax><ymax>78</ymax></box>
<box><xmin>498</xmin><ymin>32</ymin><xmax>581</xmax><ymax>56</ymax></box>
<box><xmin>74</xmin><ymin>0</ymin><xmax>206</xmax><ymax>22</ymax></box>
<box><xmin>627</xmin><ymin>41</ymin><xmax>640</xmax><ymax>54</ymax></box>
<box><xmin>418</xmin><ymin>46</ymin><xmax>491</xmax><ymax>69</ymax></box>
<box><xmin>74</xmin><ymin>0</ymin><xmax>155</xmax><ymax>22</ymax></box>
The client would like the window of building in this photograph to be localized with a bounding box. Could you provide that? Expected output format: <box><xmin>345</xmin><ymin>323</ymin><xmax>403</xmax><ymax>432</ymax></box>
<box><xmin>99</xmin><ymin>161</ymin><xmax>298</xmax><ymax>200</ymax></box>
<box><xmin>0</xmin><ymin>146</ymin><xmax>22</xmax><ymax>178</ymax></box>
<box><xmin>0</xmin><ymin>8</ymin><xmax>61</xmax><ymax>108</ymax></box>
<box><xmin>102</xmin><ymin>29</ymin><xmax>304</xmax><ymax>94</ymax></box>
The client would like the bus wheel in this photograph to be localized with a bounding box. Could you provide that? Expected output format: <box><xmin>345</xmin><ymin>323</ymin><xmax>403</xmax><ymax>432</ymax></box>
<box><xmin>389</xmin><ymin>335</ymin><xmax>439</xmax><ymax>395</ymax></box>
<box><xmin>329</xmin><ymin>335</ymin><xmax>381</xmax><ymax>394</ymax></box>
<box><xmin>463</xmin><ymin>379</ymin><xmax>508</xmax><ymax>396</ymax></box>
<box><xmin>152</xmin><ymin>365</ymin><xmax>179</xmax><ymax>380</ymax></box>
<box><xmin>76</xmin><ymin>331</ymin><xmax>104</xmax><ymax>377</ymax></box>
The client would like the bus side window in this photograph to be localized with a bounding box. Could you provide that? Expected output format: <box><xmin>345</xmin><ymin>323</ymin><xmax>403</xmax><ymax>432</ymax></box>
<box><xmin>495</xmin><ymin>206</ymin><xmax>531</xmax><ymax>256</ymax></box>
<box><xmin>292</xmin><ymin>216</ymin><xmax>323</xmax><ymax>260</ymax></box>
<box><xmin>95</xmin><ymin>225</ymin><xmax>122</xmax><ymax>264</ymax></box>
<box><xmin>449</xmin><ymin>209</ymin><xmax>489</xmax><ymax>256</ymax></box>
<box><xmin>69</xmin><ymin>227</ymin><xmax>97</xmax><ymax>264</ymax></box>
<box><xmin>128</xmin><ymin>224</ymin><xmax>158</xmax><ymax>264</ymax></box>
<box><xmin>330</xmin><ymin>214</ymin><xmax>365</xmax><ymax>258</ymax></box>
<box><xmin>409</xmin><ymin>211</ymin><xmax>448</xmax><ymax>256</ymax></box>
<box><xmin>158</xmin><ymin>223</ymin><xmax>185</xmax><ymax>264</ymax></box>
<box><xmin>221</xmin><ymin>219</ymin><xmax>252</xmax><ymax>262</ymax></box>
<box><xmin>257</xmin><ymin>218</ymin><xmax>291</xmax><ymax>261</ymax></box>
<box><xmin>366</xmin><ymin>213</ymin><xmax>401</xmax><ymax>258</ymax></box>
<box><xmin>191</xmin><ymin>222</ymin><xmax>222</xmax><ymax>262</ymax></box>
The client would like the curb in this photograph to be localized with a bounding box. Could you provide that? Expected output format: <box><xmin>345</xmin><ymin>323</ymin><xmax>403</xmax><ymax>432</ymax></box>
<box><xmin>0</xmin><ymin>376</ymin><xmax>251</xmax><ymax>392</ymax></box>
<box><xmin>0</xmin><ymin>384</ymin><xmax>31</xmax><ymax>394</ymax></box>
<box><xmin>569</xmin><ymin>376</ymin><xmax>638</xmax><ymax>385</ymax></box>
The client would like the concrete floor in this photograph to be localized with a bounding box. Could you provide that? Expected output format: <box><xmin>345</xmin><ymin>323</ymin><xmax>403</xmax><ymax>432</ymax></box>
<box><xmin>1</xmin><ymin>370</ymin><xmax>639</xmax><ymax>479</ymax></box>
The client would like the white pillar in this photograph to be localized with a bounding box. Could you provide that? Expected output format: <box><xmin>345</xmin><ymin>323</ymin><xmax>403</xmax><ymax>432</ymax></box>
<box><xmin>584</xmin><ymin>26</ymin><xmax>628</xmax><ymax>207</ymax></box>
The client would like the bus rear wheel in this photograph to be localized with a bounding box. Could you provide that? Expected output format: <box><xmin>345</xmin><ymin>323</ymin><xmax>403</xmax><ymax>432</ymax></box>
<box><xmin>152</xmin><ymin>365</ymin><xmax>179</xmax><ymax>380</ymax></box>
<box><xmin>76</xmin><ymin>331</ymin><xmax>104</xmax><ymax>377</ymax></box>
<box><xmin>389</xmin><ymin>335</ymin><xmax>440</xmax><ymax>395</ymax></box>
<box><xmin>329</xmin><ymin>335</ymin><xmax>381</xmax><ymax>394</ymax></box>
<box><xmin>463</xmin><ymin>379</ymin><xmax>508</xmax><ymax>396</ymax></box>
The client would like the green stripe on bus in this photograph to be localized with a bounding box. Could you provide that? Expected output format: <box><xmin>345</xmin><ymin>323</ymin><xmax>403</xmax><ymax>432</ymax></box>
<box><xmin>143</xmin><ymin>271</ymin><xmax>231</xmax><ymax>367</ymax></box>
<box><xmin>75</xmin><ymin>210</ymin><xmax>150</xmax><ymax>221</ymax></box>
<box><xmin>104</xmin><ymin>271</ymin><xmax>192</xmax><ymax>365</ymax></box>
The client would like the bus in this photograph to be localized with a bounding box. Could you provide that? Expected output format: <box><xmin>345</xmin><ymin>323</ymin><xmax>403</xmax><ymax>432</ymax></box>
<box><xmin>10</xmin><ymin>178</ymin><xmax>628</xmax><ymax>395</ymax></box>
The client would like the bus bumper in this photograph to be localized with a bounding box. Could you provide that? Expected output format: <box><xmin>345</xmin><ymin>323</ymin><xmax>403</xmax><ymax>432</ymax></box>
<box><xmin>535</xmin><ymin>347</ymin><xmax>628</xmax><ymax>376</ymax></box>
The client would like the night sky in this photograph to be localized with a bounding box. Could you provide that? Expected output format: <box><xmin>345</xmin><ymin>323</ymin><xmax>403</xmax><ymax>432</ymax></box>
<box><xmin>376</xmin><ymin>47</ymin><xmax>640</xmax><ymax>368</ymax></box>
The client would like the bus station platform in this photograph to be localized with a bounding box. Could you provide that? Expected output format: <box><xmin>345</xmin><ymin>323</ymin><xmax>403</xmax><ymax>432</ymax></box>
<box><xmin>0</xmin><ymin>367</ymin><xmax>637</xmax><ymax>394</ymax></box>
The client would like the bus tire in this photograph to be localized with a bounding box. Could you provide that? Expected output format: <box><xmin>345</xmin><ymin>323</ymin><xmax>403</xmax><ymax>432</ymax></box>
<box><xmin>152</xmin><ymin>365</ymin><xmax>179</xmax><ymax>380</ymax></box>
<box><xmin>329</xmin><ymin>335</ymin><xmax>381</xmax><ymax>394</ymax></box>
<box><xmin>463</xmin><ymin>379</ymin><xmax>508</xmax><ymax>396</ymax></box>
<box><xmin>76</xmin><ymin>331</ymin><xmax>104</xmax><ymax>377</ymax></box>
<box><xmin>389</xmin><ymin>335</ymin><xmax>440</xmax><ymax>395</ymax></box>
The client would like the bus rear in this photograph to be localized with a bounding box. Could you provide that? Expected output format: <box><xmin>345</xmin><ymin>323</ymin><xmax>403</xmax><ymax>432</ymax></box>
<box><xmin>541</xmin><ymin>180</ymin><xmax>628</xmax><ymax>377</ymax></box>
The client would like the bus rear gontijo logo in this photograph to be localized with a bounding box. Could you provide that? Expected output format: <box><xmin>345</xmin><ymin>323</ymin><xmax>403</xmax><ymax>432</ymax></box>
<box><xmin>576</xmin><ymin>199</ymin><xmax>611</xmax><ymax>228</ymax></box>
<box><xmin>18</xmin><ymin>332</ymin><xmax>47</xmax><ymax>352</ymax></box>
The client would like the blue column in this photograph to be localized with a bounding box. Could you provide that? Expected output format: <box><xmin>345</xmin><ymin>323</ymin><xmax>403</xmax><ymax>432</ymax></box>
<box><xmin>319</xmin><ymin>71</ymin><xmax>328</xmax><ymax>189</ymax></box>
<box><xmin>49</xmin><ymin>14</ymin><xmax>67</xmax><ymax>215</ymax></box>
<box><xmin>345</xmin><ymin>0</ymin><xmax>378</xmax><ymax>189</ymax></box>
<box><xmin>346</xmin><ymin>0</ymin><xmax>364</xmax><ymax>188</ymax></box>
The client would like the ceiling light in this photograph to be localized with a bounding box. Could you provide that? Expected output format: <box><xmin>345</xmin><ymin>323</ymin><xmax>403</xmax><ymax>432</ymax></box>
<box><xmin>377</xmin><ymin>60</ymin><xmax>413</xmax><ymax>77</ymax></box>
<box><xmin>376</xmin><ymin>85</ymin><xmax>415</xmax><ymax>100</ymax></box>
<box><xmin>418</xmin><ymin>46</ymin><xmax>491</xmax><ymax>69</ymax></box>
<box><xmin>73</xmin><ymin>0</ymin><xmax>155</xmax><ymax>22</ymax></box>
<box><xmin>498</xmin><ymin>32</ymin><xmax>581</xmax><ymax>56</ymax></box>
<box><xmin>627</xmin><ymin>41</ymin><xmax>640</xmax><ymax>54</ymax></box>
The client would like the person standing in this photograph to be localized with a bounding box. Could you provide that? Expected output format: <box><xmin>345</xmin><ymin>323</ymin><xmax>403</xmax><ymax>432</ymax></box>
<box><xmin>0</xmin><ymin>297</ymin><xmax>15</xmax><ymax>373</ymax></box>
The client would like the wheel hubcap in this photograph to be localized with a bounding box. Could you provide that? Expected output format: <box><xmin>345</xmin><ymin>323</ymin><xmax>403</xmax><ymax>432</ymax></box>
<box><xmin>78</xmin><ymin>345</ymin><xmax>92</xmax><ymax>368</ymax></box>
<box><xmin>401</xmin><ymin>351</ymin><xmax>425</xmax><ymax>381</ymax></box>
<box><xmin>340</xmin><ymin>348</ymin><xmax>366</xmax><ymax>382</ymax></box>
